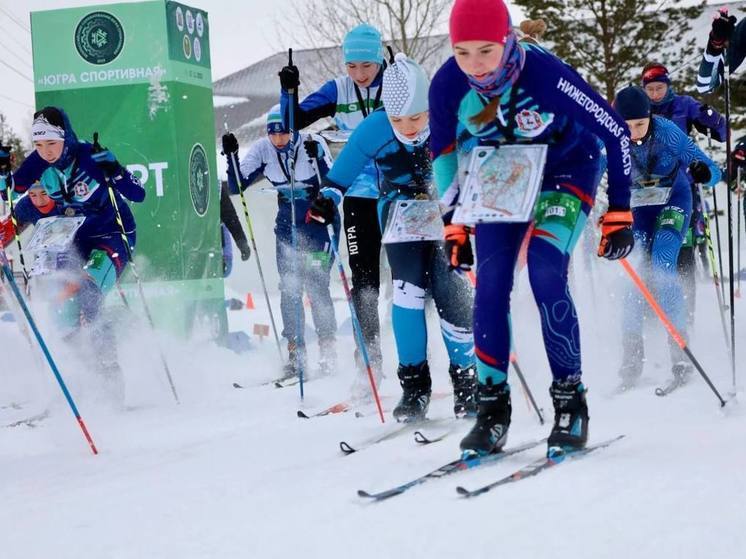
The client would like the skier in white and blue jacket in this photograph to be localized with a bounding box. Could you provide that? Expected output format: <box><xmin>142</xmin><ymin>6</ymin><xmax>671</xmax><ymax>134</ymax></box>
<box><xmin>308</xmin><ymin>54</ymin><xmax>476</xmax><ymax>418</ymax></box>
<box><xmin>278</xmin><ymin>23</ymin><xmax>386</xmax><ymax>378</ymax></box>
<box><xmin>223</xmin><ymin>106</ymin><xmax>339</xmax><ymax>377</ymax></box>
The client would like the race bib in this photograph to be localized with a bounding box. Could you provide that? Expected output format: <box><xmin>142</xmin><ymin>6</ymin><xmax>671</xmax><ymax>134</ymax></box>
<box><xmin>320</xmin><ymin>129</ymin><xmax>352</xmax><ymax>144</ymax></box>
<box><xmin>382</xmin><ymin>199</ymin><xmax>444</xmax><ymax>244</ymax></box>
<box><xmin>630</xmin><ymin>186</ymin><xmax>672</xmax><ymax>208</ymax></box>
<box><xmin>453</xmin><ymin>144</ymin><xmax>547</xmax><ymax>224</ymax></box>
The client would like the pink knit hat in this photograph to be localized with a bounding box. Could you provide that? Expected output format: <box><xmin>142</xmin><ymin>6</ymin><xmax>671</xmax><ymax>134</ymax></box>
<box><xmin>449</xmin><ymin>0</ymin><xmax>511</xmax><ymax>45</ymax></box>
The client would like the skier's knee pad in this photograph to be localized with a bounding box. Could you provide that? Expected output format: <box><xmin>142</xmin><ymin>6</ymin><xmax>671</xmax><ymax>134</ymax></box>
<box><xmin>393</xmin><ymin>280</ymin><xmax>426</xmax><ymax>310</ymax></box>
<box><xmin>532</xmin><ymin>191</ymin><xmax>587</xmax><ymax>255</ymax></box>
<box><xmin>84</xmin><ymin>249</ymin><xmax>119</xmax><ymax>295</ymax></box>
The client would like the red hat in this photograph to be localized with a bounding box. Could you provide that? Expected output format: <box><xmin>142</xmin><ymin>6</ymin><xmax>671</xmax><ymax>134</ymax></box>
<box><xmin>449</xmin><ymin>0</ymin><xmax>511</xmax><ymax>45</ymax></box>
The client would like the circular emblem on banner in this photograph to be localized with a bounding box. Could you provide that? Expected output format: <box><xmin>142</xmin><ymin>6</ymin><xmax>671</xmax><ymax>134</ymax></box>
<box><xmin>196</xmin><ymin>13</ymin><xmax>204</xmax><ymax>37</ymax></box>
<box><xmin>74</xmin><ymin>12</ymin><xmax>125</xmax><ymax>65</ymax></box>
<box><xmin>194</xmin><ymin>37</ymin><xmax>202</xmax><ymax>62</ymax></box>
<box><xmin>175</xmin><ymin>7</ymin><xmax>184</xmax><ymax>31</ymax></box>
<box><xmin>182</xmin><ymin>34</ymin><xmax>192</xmax><ymax>59</ymax></box>
<box><xmin>186</xmin><ymin>10</ymin><xmax>195</xmax><ymax>34</ymax></box>
<box><xmin>189</xmin><ymin>143</ymin><xmax>210</xmax><ymax>217</ymax></box>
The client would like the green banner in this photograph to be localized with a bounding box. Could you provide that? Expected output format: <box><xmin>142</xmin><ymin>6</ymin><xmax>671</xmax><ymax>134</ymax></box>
<box><xmin>31</xmin><ymin>0</ymin><xmax>226</xmax><ymax>340</ymax></box>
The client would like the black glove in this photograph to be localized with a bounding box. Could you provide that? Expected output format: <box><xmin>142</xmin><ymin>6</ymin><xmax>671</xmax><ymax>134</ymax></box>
<box><xmin>306</xmin><ymin>194</ymin><xmax>336</xmax><ymax>225</ymax></box>
<box><xmin>91</xmin><ymin>135</ymin><xmax>124</xmax><ymax>179</ymax></box>
<box><xmin>222</xmin><ymin>132</ymin><xmax>239</xmax><ymax>156</ymax></box>
<box><xmin>238</xmin><ymin>240</ymin><xmax>251</xmax><ymax>261</ymax></box>
<box><xmin>304</xmin><ymin>138</ymin><xmax>321</xmax><ymax>160</ymax></box>
<box><xmin>711</xmin><ymin>10</ymin><xmax>737</xmax><ymax>46</ymax></box>
<box><xmin>689</xmin><ymin>160</ymin><xmax>712</xmax><ymax>184</ymax></box>
<box><xmin>279</xmin><ymin>64</ymin><xmax>300</xmax><ymax>91</ymax></box>
<box><xmin>598</xmin><ymin>210</ymin><xmax>634</xmax><ymax>260</ymax></box>
<box><xmin>0</xmin><ymin>145</ymin><xmax>10</xmax><ymax>174</ymax></box>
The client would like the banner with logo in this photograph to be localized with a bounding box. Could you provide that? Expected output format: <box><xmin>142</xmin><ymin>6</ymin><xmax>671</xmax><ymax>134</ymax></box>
<box><xmin>31</xmin><ymin>1</ymin><xmax>226</xmax><ymax>340</ymax></box>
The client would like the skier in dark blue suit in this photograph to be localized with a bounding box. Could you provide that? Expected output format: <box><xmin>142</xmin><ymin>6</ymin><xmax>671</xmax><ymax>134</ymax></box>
<box><xmin>614</xmin><ymin>86</ymin><xmax>720</xmax><ymax>389</ymax></box>
<box><xmin>641</xmin><ymin>62</ymin><xmax>726</xmax><ymax>327</ymax></box>
<box><xmin>1</xmin><ymin>107</ymin><xmax>145</xmax><ymax>399</ymax></box>
<box><xmin>429</xmin><ymin>0</ymin><xmax>634</xmax><ymax>457</ymax></box>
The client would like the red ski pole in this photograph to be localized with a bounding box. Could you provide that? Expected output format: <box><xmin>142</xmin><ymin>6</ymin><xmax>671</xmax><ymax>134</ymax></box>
<box><xmin>620</xmin><ymin>259</ymin><xmax>727</xmax><ymax>407</ymax></box>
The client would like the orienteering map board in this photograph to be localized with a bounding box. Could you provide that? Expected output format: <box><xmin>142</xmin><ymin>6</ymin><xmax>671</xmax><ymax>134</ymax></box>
<box><xmin>453</xmin><ymin>144</ymin><xmax>547</xmax><ymax>224</ymax></box>
<box><xmin>25</xmin><ymin>217</ymin><xmax>86</xmax><ymax>253</ymax></box>
<box><xmin>382</xmin><ymin>199</ymin><xmax>443</xmax><ymax>244</ymax></box>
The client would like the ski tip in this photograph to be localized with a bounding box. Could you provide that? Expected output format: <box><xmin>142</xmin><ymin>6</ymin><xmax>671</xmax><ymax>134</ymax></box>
<box><xmin>297</xmin><ymin>410</ymin><xmax>310</xmax><ymax>419</ymax></box>
<box><xmin>339</xmin><ymin>441</ymin><xmax>356</xmax><ymax>454</ymax></box>
<box><xmin>455</xmin><ymin>486</ymin><xmax>472</xmax><ymax>497</ymax></box>
<box><xmin>232</xmin><ymin>382</ymin><xmax>243</xmax><ymax>389</ymax></box>
<box><xmin>357</xmin><ymin>489</ymin><xmax>374</xmax><ymax>498</ymax></box>
<box><xmin>413</xmin><ymin>430</ymin><xmax>429</xmax><ymax>444</ymax></box>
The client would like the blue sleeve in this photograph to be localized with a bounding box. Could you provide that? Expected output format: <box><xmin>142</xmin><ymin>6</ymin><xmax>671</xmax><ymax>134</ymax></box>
<box><xmin>672</xmin><ymin>121</ymin><xmax>721</xmax><ymax>187</ymax></box>
<box><xmin>281</xmin><ymin>79</ymin><xmax>338</xmax><ymax>130</ymax></box>
<box><xmin>429</xmin><ymin>58</ymin><xmax>472</xmax><ymax>201</ymax></box>
<box><xmin>12</xmin><ymin>197</ymin><xmax>37</xmax><ymax>228</ymax></box>
<box><xmin>10</xmin><ymin>152</ymin><xmax>48</xmax><ymax>194</ymax></box>
<box><xmin>110</xmin><ymin>168</ymin><xmax>145</xmax><ymax>202</ymax></box>
<box><xmin>323</xmin><ymin>111</ymin><xmax>387</xmax><ymax>201</ymax></box>
<box><xmin>683</xmin><ymin>96</ymin><xmax>726</xmax><ymax>141</ymax></box>
<box><xmin>525</xmin><ymin>49</ymin><xmax>632</xmax><ymax>209</ymax></box>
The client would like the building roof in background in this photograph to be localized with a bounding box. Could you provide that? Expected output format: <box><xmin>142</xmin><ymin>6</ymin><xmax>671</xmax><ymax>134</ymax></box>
<box><xmin>213</xmin><ymin>35</ymin><xmax>451</xmax><ymax>145</ymax></box>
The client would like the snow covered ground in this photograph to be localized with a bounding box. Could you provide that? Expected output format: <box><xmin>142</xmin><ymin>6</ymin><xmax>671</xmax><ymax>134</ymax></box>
<box><xmin>2</xmin><ymin>184</ymin><xmax>746</xmax><ymax>558</ymax></box>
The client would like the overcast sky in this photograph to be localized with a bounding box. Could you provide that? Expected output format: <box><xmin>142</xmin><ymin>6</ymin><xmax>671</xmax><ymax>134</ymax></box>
<box><xmin>1</xmin><ymin>0</ymin><xmax>303</xmax><ymax>139</ymax></box>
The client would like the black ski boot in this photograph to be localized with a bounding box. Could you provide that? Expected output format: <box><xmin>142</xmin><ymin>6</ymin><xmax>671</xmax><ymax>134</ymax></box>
<box><xmin>459</xmin><ymin>379</ymin><xmax>511</xmax><ymax>457</ymax></box>
<box><xmin>617</xmin><ymin>333</ymin><xmax>644</xmax><ymax>390</ymax></box>
<box><xmin>548</xmin><ymin>379</ymin><xmax>589</xmax><ymax>452</ymax></box>
<box><xmin>449</xmin><ymin>363</ymin><xmax>477</xmax><ymax>418</ymax></box>
<box><xmin>392</xmin><ymin>361</ymin><xmax>432</xmax><ymax>422</ymax></box>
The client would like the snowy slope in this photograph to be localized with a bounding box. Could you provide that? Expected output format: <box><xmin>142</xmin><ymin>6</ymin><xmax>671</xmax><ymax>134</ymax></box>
<box><xmin>2</xmin><ymin>183</ymin><xmax>746</xmax><ymax>559</ymax></box>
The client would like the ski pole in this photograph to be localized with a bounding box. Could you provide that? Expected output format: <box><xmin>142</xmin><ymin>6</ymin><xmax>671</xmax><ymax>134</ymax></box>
<box><xmin>463</xmin><ymin>270</ymin><xmax>543</xmax><ymax>423</ymax></box>
<box><xmin>723</xmin><ymin>42</ymin><xmax>737</xmax><ymax>393</ymax></box>
<box><xmin>3</xmin><ymin>174</ymin><xmax>30</xmax><ymax>289</ymax></box>
<box><xmin>0</xmin><ymin>245</ymin><xmax>99</xmax><ymax>454</ymax></box>
<box><xmin>698</xmin><ymin>182</ymin><xmax>732</xmax><ymax>357</ymax></box>
<box><xmin>327</xmin><ymin>222</ymin><xmax>385</xmax><ymax>423</ymax></box>
<box><xmin>737</xmin><ymin>168</ymin><xmax>742</xmax><ymax>298</ymax></box>
<box><xmin>226</xmin><ymin>149</ymin><xmax>284</xmax><ymax>363</ymax></box>
<box><xmin>94</xmin><ymin>134</ymin><xmax>180</xmax><ymax>404</ymax></box>
<box><xmin>619</xmin><ymin>258</ymin><xmax>727</xmax><ymax>407</ymax></box>
<box><xmin>711</xmin><ymin>184</ymin><xmax>727</xmax><ymax>303</ymax></box>
<box><xmin>286</xmin><ymin>47</ymin><xmax>305</xmax><ymax>400</ymax></box>
<box><xmin>509</xmin><ymin>352</ymin><xmax>544</xmax><ymax>425</ymax></box>
<box><xmin>308</xmin><ymin>154</ymin><xmax>384</xmax><ymax>421</ymax></box>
